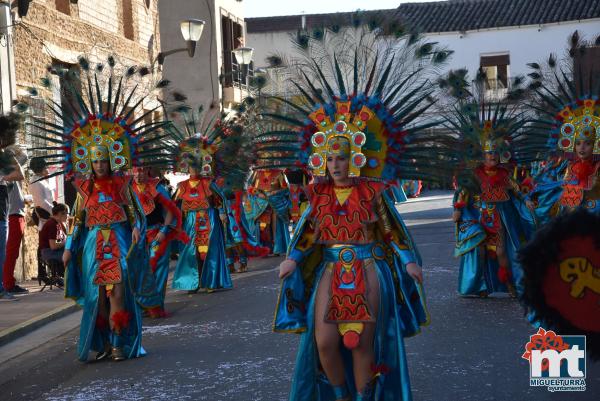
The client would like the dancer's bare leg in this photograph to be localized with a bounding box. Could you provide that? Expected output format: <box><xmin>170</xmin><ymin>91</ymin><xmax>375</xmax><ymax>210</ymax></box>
<box><xmin>352</xmin><ymin>262</ymin><xmax>379</xmax><ymax>392</ymax></box>
<box><xmin>314</xmin><ymin>267</ymin><xmax>346</xmax><ymax>387</ymax></box>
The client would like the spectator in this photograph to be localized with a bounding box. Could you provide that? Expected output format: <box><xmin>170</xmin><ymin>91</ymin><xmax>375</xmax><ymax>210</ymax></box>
<box><xmin>29</xmin><ymin>157</ymin><xmax>55</xmax><ymax>230</ymax></box>
<box><xmin>3</xmin><ymin>146</ymin><xmax>28</xmax><ymax>293</ymax></box>
<box><xmin>39</xmin><ymin>202</ymin><xmax>69</xmax><ymax>273</ymax></box>
<box><xmin>0</xmin><ymin>113</ymin><xmax>23</xmax><ymax>301</ymax></box>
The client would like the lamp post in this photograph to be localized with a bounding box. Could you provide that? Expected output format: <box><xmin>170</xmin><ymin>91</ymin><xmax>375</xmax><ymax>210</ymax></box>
<box><xmin>232</xmin><ymin>47</ymin><xmax>254</xmax><ymax>90</ymax></box>
<box><xmin>155</xmin><ymin>19</ymin><xmax>205</xmax><ymax>66</ymax></box>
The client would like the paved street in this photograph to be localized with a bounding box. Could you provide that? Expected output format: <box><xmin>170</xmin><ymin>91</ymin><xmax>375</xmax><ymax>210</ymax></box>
<box><xmin>0</xmin><ymin>191</ymin><xmax>597</xmax><ymax>401</ymax></box>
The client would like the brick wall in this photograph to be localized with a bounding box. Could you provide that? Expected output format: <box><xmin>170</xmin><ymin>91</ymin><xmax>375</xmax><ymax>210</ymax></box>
<box><xmin>78</xmin><ymin>0</ymin><xmax>119</xmax><ymax>34</ymax></box>
<box><xmin>9</xmin><ymin>0</ymin><xmax>162</xmax><ymax>281</ymax></box>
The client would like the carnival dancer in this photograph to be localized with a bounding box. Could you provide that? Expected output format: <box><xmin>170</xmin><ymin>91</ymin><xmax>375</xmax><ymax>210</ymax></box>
<box><xmin>286</xmin><ymin>168</ymin><xmax>310</xmax><ymax>227</ymax></box>
<box><xmin>441</xmin><ymin>69</ymin><xmax>538</xmax><ymax>298</ymax></box>
<box><xmin>259</xmin><ymin>25</ymin><xmax>455</xmax><ymax>401</ymax></box>
<box><xmin>24</xmin><ymin>57</ymin><xmax>171</xmax><ymax>361</ymax></box>
<box><xmin>132</xmin><ymin>167</ymin><xmax>187</xmax><ymax>317</ymax></box>
<box><xmin>215</xmin><ymin>176</ymin><xmax>268</xmax><ymax>274</ymax></box>
<box><xmin>169</xmin><ymin>109</ymin><xmax>247</xmax><ymax>293</ymax></box>
<box><xmin>401</xmin><ymin>180</ymin><xmax>422</xmax><ymax>198</ymax></box>
<box><xmin>524</xmin><ymin>39</ymin><xmax>600</xmax><ymax>221</ymax></box>
<box><xmin>244</xmin><ymin>168</ymin><xmax>291</xmax><ymax>256</ymax></box>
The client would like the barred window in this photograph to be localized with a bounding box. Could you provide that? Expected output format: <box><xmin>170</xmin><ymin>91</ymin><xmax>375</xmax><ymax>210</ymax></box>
<box><xmin>24</xmin><ymin>97</ymin><xmax>53</xmax><ymax>159</ymax></box>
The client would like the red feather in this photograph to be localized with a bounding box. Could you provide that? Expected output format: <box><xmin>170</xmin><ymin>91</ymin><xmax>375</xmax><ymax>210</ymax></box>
<box><xmin>453</xmin><ymin>201</ymin><xmax>466</xmax><ymax>209</ymax></box>
<box><xmin>571</xmin><ymin>160</ymin><xmax>595</xmax><ymax>185</ymax></box>
<box><xmin>111</xmin><ymin>310</ymin><xmax>131</xmax><ymax>333</ymax></box>
<box><xmin>497</xmin><ymin>265</ymin><xmax>511</xmax><ymax>283</ymax></box>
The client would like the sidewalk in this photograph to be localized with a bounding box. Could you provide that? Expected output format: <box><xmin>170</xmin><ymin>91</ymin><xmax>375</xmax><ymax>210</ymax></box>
<box><xmin>0</xmin><ymin>280</ymin><xmax>77</xmax><ymax>347</ymax></box>
<box><xmin>0</xmin><ymin>256</ymin><xmax>282</xmax><ymax>349</ymax></box>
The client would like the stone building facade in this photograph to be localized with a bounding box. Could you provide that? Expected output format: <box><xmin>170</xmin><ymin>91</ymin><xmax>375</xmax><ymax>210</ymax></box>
<box><xmin>1</xmin><ymin>0</ymin><xmax>162</xmax><ymax>281</ymax></box>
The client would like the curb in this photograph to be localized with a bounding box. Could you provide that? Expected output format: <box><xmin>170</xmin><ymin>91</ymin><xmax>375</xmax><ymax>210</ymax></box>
<box><xmin>0</xmin><ymin>302</ymin><xmax>79</xmax><ymax>347</ymax></box>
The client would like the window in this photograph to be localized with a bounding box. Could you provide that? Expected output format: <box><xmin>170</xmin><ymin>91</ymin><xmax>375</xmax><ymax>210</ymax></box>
<box><xmin>55</xmin><ymin>0</ymin><xmax>70</xmax><ymax>15</ymax></box>
<box><xmin>480</xmin><ymin>54</ymin><xmax>510</xmax><ymax>90</ymax></box>
<box><xmin>221</xmin><ymin>14</ymin><xmax>249</xmax><ymax>88</ymax></box>
<box><xmin>25</xmin><ymin>97</ymin><xmax>48</xmax><ymax>159</ymax></box>
<box><xmin>123</xmin><ymin>0</ymin><xmax>134</xmax><ymax>40</ymax></box>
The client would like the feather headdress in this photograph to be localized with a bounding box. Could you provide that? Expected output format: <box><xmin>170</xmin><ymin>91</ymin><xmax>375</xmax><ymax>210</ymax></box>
<box><xmin>254</xmin><ymin>22</ymin><xmax>457</xmax><ymax>183</ymax></box>
<box><xmin>22</xmin><ymin>56</ymin><xmax>170</xmax><ymax>181</ymax></box>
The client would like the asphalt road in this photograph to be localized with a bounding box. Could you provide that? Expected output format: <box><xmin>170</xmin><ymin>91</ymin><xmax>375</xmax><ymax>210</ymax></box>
<box><xmin>1</xmin><ymin>191</ymin><xmax>597</xmax><ymax>401</ymax></box>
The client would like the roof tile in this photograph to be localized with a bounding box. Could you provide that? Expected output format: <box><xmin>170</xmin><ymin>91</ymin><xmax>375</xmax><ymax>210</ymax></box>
<box><xmin>246</xmin><ymin>0</ymin><xmax>600</xmax><ymax>34</ymax></box>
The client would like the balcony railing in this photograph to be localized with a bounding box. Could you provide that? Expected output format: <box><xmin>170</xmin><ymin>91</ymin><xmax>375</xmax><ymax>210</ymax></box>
<box><xmin>222</xmin><ymin>58</ymin><xmax>255</xmax><ymax>109</ymax></box>
<box><xmin>484</xmin><ymin>78</ymin><xmax>509</xmax><ymax>102</ymax></box>
<box><xmin>223</xmin><ymin>58</ymin><xmax>254</xmax><ymax>90</ymax></box>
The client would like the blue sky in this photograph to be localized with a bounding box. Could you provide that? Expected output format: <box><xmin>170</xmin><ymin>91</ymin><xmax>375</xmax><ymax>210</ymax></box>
<box><xmin>244</xmin><ymin>0</ymin><xmax>440</xmax><ymax>18</ymax></box>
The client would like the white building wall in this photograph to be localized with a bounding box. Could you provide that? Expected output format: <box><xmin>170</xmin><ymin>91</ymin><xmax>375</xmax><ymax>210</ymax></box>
<box><xmin>248</xmin><ymin>30</ymin><xmax>298</xmax><ymax>69</ymax></box>
<box><xmin>423</xmin><ymin>19</ymin><xmax>600</xmax><ymax>79</ymax></box>
<box><xmin>248</xmin><ymin>18</ymin><xmax>600</xmax><ymax>81</ymax></box>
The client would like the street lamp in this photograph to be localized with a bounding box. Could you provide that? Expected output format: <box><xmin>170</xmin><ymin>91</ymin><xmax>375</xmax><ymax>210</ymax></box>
<box><xmin>232</xmin><ymin>47</ymin><xmax>254</xmax><ymax>89</ymax></box>
<box><xmin>180</xmin><ymin>19</ymin><xmax>205</xmax><ymax>57</ymax></box>
<box><xmin>232</xmin><ymin>47</ymin><xmax>254</xmax><ymax>66</ymax></box>
<box><xmin>155</xmin><ymin>19</ymin><xmax>205</xmax><ymax>66</ymax></box>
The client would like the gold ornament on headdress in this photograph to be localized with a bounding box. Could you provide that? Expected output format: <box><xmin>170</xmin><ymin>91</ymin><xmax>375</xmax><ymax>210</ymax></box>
<box><xmin>557</xmin><ymin>99</ymin><xmax>600</xmax><ymax>155</ymax></box>
<box><xmin>307</xmin><ymin>101</ymin><xmax>371</xmax><ymax>177</ymax></box>
<box><xmin>177</xmin><ymin>134</ymin><xmax>218</xmax><ymax>176</ymax></box>
<box><xmin>479</xmin><ymin>120</ymin><xmax>512</xmax><ymax>163</ymax></box>
<box><xmin>71</xmin><ymin>118</ymin><xmax>131</xmax><ymax>174</ymax></box>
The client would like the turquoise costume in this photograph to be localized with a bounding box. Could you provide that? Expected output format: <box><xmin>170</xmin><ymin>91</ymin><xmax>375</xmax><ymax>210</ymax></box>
<box><xmin>245</xmin><ymin>169</ymin><xmax>291</xmax><ymax>255</ymax></box>
<box><xmin>439</xmin><ymin>69</ymin><xmax>539</xmax><ymax>297</ymax></box>
<box><xmin>172</xmin><ymin>177</ymin><xmax>231</xmax><ymax>291</ymax></box>
<box><xmin>453</xmin><ymin>175</ymin><xmax>534</xmax><ymax>296</ymax></box>
<box><xmin>524</xmin><ymin>50</ymin><xmax>600</xmax><ymax>225</ymax></box>
<box><xmin>275</xmin><ymin>183</ymin><xmax>428</xmax><ymax>401</ymax></box>
<box><xmin>24</xmin><ymin>56</ymin><xmax>172</xmax><ymax>361</ymax></box>
<box><xmin>132</xmin><ymin>177</ymin><xmax>186</xmax><ymax>315</ymax></box>
<box><xmin>255</xmin><ymin>24</ymin><xmax>456</xmax><ymax>400</ymax></box>
<box><xmin>388</xmin><ymin>179</ymin><xmax>408</xmax><ymax>204</ymax></box>
<box><xmin>65</xmin><ymin>177</ymin><xmax>147</xmax><ymax>361</ymax></box>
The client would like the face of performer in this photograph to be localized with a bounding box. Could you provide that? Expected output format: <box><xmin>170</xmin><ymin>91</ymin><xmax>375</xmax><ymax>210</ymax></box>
<box><xmin>575</xmin><ymin>139</ymin><xmax>593</xmax><ymax>161</ymax></box>
<box><xmin>133</xmin><ymin>167</ymin><xmax>148</xmax><ymax>184</ymax></box>
<box><xmin>188</xmin><ymin>165</ymin><xmax>199</xmax><ymax>178</ymax></box>
<box><xmin>484</xmin><ymin>152</ymin><xmax>499</xmax><ymax>168</ymax></box>
<box><xmin>327</xmin><ymin>154</ymin><xmax>350</xmax><ymax>185</ymax></box>
<box><xmin>92</xmin><ymin>159</ymin><xmax>110</xmax><ymax>178</ymax></box>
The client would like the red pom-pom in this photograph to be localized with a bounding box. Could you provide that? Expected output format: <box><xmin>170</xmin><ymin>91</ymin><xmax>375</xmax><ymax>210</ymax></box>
<box><xmin>453</xmin><ymin>201</ymin><xmax>466</xmax><ymax>209</ymax></box>
<box><xmin>343</xmin><ymin>331</ymin><xmax>360</xmax><ymax>349</ymax></box>
<box><xmin>497</xmin><ymin>265</ymin><xmax>511</xmax><ymax>284</ymax></box>
<box><xmin>111</xmin><ymin>310</ymin><xmax>132</xmax><ymax>333</ymax></box>
<box><xmin>148</xmin><ymin>306</ymin><xmax>168</xmax><ymax>319</ymax></box>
